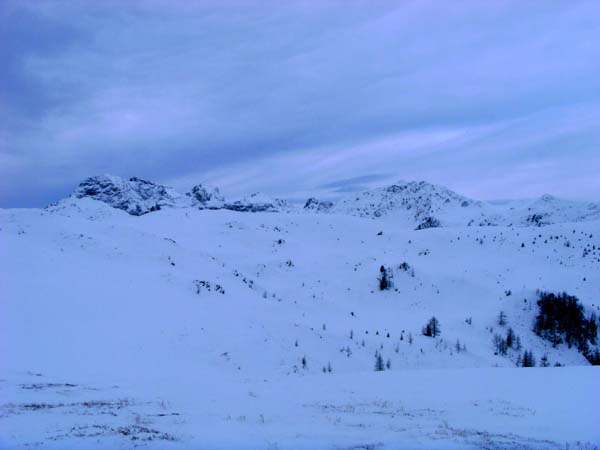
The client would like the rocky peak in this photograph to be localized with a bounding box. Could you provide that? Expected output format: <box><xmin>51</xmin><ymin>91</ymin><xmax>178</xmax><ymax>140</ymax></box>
<box><xmin>331</xmin><ymin>180</ymin><xmax>478</xmax><ymax>221</ymax></box>
<box><xmin>187</xmin><ymin>184</ymin><xmax>225</xmax><ymax>209</ymax></box>
<box><xmin>224</xmin><ymin>192</ymin><xmax>282</xmax><ymax>213</ymax></box>
<box><xmin>304</xmin><ymin>197</ymin><xmax>334</xmax><ymax>211</ymax></box>
<box><xmin>73</xmin><ymin>175</ymin><xmax>181</xmax><ymax>216</ymax></box>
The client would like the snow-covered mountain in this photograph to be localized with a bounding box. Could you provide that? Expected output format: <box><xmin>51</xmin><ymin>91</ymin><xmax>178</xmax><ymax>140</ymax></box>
<box><xmin>64</xmin><ymin>176</ymin><xmax>600</xmax><ymax>230</ymax></box>
<box><xmin>309</xmin><ymin>180</ymin><xmax>600</xmax><ymax>229</ymax></box>
<box><xmin>67</xmin><ymin>175</ymin><xmax>290</xmax><ymax>215</ymax></box>
<box><xmin>223</xmin><ymin>192</ymin><xmax>288</xmax><ymax>213</ymax></box>
<box><xmin>323</xmin><ymin>180</ymin><xmax>478</xmax><ymax>228</ymax></box>
<box><xmin>2</xmin><ymin>175</ymin><xmax>599</xmax><ymax>449</ymax></box>
<box><xmin>71</xmin><ymin>175</ymin><xmax>187</xmax><ymax>215</ymax></box>
<box><xmin>489</xmin><ymin>194</ymin><xmax>600</xmax><ymax>227</ymax></box>
<box><xmin>186</xmin><ymin>183</ymin><xmax>225</xmax><ymax>209</ymax></box>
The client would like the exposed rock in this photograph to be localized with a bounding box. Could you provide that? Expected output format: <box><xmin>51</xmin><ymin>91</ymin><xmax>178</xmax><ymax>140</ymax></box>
<box><xmin>415</xmin><ymin>216</ymin><xmax>441</xmax><ymax>230</ymax></box>
<box><xmin>73</xmin><ymin>175</ymin><xmax>183</xmax><ymax>216</ymax></box>
<box><xmin>187</xmin><ymin>184</ymin><xmax>225</xmax><ymax>209</ymax></box>
<box><xmin>224</xmin><ymin>193</ymin><xmax>282</xmax><ymax>213</ymax></box>
<box><xmin>304</xmin><ymin>197</ymin><xmax>334</xmax><ymax>211</ymax></box>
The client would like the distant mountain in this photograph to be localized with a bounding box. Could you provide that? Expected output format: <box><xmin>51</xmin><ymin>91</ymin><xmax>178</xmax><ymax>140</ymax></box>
<box><xmin>304</xmin><ymin>197</ymin><xmax>334</xmax><ymax>212</ymax></box>
<box><xmin>67</xmin><ymin>175</ymin><xmax>288</xmax><ymax>215</ymax></box>
<box><xmin>322</xmin><ymin>181</ymin><xmax>478</xmax><ymax>229</ymax></box>
<box><xmin>306</xmin><ymin>180</ymin><xmax>600</xmax><ymax>229</ymax></box>
<box><xmin>59</xmin><ymin>175</ymin><xmax>600</xmax><ymax>227</ymax></box>
<box><xmin>494</xmin><ymin>194</ymin><xmax>600</xmax><ymax>227</ymax></box>
<box><xmin>223</xmin><ymin>192</ymin><xmax>288</xmax><ymax>213</ymax></box>
<box><xmin>187</xmin><ymin>183</ymin><xmax>225</xmax><ymax>209</ymax></box>
<box><xmin>72</xmin><ymin>175</ymin><xmax>185</xmax><ymax>216</ymax></box>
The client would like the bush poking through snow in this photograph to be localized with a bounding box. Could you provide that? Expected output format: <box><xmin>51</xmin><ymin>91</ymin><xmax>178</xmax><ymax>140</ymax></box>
<box><xmin>194</xmin><ymin>280</ymin><xmax>225</xmax><ymax>295</ymax></box>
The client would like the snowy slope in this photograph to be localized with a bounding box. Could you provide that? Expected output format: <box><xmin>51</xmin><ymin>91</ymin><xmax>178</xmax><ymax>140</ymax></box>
<box><xmin>486</xmin><ymin>194</ymin><xmax>600</xmax><ymax>227</ymax></box>
<box><xmin>328</xmin><ymin>180</ymin><xmax>478</xmax><ymax>225</ymax></box>
<box><xmin>1</xmin><ymin>179</ymin><xmax>599</xmax><ymax>449</ymax></box>
<box><xmin>314</xmin><ymin>180</ymin><xmax>600</xmax><ymax>229</ymax></box>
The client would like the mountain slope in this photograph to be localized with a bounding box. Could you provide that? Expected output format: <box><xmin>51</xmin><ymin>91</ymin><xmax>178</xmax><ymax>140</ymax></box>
<box><xmin>2</xmin><ymin>179</ymin><xmax>599</xmax><ymax>448</ymax></box>
<box><xmin>313</xmin><ymin>180</ymin><xmax>600</xmax><ymax>229</ymax></box>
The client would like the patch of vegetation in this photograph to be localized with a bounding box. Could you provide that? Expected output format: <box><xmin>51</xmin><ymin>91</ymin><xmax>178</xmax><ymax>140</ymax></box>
<box><xmin>534</xmin><ymin>291</ymin><xmax>598</xmax><ymax>365</ymax></box>
<box><xmin>422</xmin><ymin>316</ymin><xmax>441</xmax><ymax>338</ymax></box>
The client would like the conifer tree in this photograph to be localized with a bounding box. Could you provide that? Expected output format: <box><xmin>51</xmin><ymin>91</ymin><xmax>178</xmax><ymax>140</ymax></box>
<box><xmin>379</xmin><ymin>265</ymin><xmax>390</xmax><ymax>290</ymax></box>
<box><xmin>506</xmin><ymin>328</ymin><xmax>515</xmax><ymax>348</ymax></box>
<box><xmin>498</xmin><ymin>311</ymin><xmax>507</xmax><ymax>326</ymax></box>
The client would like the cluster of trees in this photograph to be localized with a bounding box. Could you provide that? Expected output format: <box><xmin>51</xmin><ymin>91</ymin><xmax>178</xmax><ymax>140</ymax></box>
<box><xmin>378</xmin><ymin>262</ymin><xmax>417</xmax><ymax>290</ymax></box>
<box><xmin>455</xmin><ymin>339</ymin><xmax>466</xmax><ymax>353</ymax></box>
<box><xmin>374</xmin><ymin>350</ymin><xmax>391</xmax><ymax>371</ymax></box>
<box><xmin>422</xmin><ymin>317</ymin><xmax>441</xmax><ymax>337</ymax></box>
<box><xmin>587</xmin><ymin>349</ymin><xmax>600</xmax><ymax>365</ymax></box>
<box><xmin>534</xmin><ymin>291</ymin><xmax>598</xmax><ymax>364</ymax></box>
<box><xmin>518</xmin><ymin>350</ymin><xmax>536</xmax><ymax>367</ymax></box>
<box><xmin>493</xmin><ymin>327</ymin><xmax>522</xmax><ymax>356</ymax></box>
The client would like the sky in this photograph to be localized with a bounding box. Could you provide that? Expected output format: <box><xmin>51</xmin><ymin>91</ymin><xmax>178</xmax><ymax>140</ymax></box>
<box><xmin>1</xmin><ymin>0</ymin><xmax>600</xmax><ymax>207</ymax></box>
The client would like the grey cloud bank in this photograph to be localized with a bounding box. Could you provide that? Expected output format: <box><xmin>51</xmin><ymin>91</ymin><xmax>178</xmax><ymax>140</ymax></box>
<box><xmin>1</xmin><ymin>0</ymin><xmax>599</xmax><ymax>207</ymax></box>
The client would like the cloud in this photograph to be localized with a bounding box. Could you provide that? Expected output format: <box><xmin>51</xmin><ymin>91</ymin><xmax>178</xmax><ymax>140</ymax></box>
<box><xmin>318</xmin><ymin>174</ymin><xmax>391</xmax><ymax>194</ymax></box>
<box><xmin>1</xmin><ymin>0</ymin><xmax>599</xmax><ymax>206</ymax></box>
<box><xmin>178</xmin><ymin>103</ymin><xmax>600</xmax><ymax>202</ymax></box>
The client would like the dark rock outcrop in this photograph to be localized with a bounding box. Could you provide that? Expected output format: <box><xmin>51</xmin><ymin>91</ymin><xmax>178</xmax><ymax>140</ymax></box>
<box><xmin>74</xmin><ymin>175</ymin><xmax>181</xmax><ymax>216</ymax></box>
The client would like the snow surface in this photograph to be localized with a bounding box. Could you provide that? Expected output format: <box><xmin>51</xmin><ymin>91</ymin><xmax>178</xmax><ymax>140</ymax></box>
<box><xmin>1</xmin><ymin>181</ymin><xmax>599</xmax><ymax>449</ymax></box>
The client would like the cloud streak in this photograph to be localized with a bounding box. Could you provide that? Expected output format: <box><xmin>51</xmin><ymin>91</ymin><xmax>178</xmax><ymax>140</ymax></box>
<box><xmin>1</xmin><ymin>0</ymin><xmax>599</xmax><ymax>206</ymax></box>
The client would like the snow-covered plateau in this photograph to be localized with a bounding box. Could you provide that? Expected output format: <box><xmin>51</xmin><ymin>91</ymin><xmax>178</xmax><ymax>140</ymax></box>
<box><xmin>1</xmin><ymin>175</ymin><xmax>599</xmax><ymax>449</ymax></box>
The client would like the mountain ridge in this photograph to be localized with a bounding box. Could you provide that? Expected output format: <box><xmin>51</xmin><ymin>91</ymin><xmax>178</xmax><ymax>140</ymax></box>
<box><xmin>54</xmin><ymin>174</ymin><xmax>600</xmax><ymax>229</ymax></box>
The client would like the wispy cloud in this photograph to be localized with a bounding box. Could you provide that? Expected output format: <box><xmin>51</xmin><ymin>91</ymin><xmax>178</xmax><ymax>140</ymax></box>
<box><xmin>1</xmin><ymin>0</ymin><xmax>599</xmax><ymax>206</ymax></box>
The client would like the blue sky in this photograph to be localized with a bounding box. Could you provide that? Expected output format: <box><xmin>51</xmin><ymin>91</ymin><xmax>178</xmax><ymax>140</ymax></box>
<box><xmin>1</xmin><ymin>0</ymin><xmax>599</xmax><ymax>207</ymax></box>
